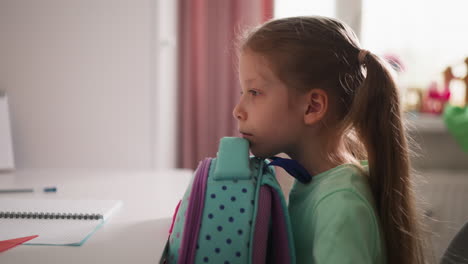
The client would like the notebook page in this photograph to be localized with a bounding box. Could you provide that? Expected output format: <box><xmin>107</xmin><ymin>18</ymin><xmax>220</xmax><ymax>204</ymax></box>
<box><xmin>1</xmin><ymin>218</ymin><xmax>102</xmax><ymax>245</ymax></box>
<box><xmin>0</xmin><ymin>199</ymin><xmax>122</xmax><ymax>245</ymax></box>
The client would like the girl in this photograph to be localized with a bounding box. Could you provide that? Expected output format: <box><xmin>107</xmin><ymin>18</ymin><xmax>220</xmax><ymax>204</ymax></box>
<box><xmin>233</xmin><ymin>16</ymin><xmax>426</xmax><ymax>264</ymax></box>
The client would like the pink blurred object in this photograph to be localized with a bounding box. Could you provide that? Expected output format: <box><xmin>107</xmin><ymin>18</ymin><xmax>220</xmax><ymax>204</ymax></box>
<box><xmin>428</xmin><ymin>81</ymin><xmax>451</xmax><ymax>101</ymax></box>
<box><xmin>421</xmin><ymin>67</ymin><xmax>453</xmax><ymax>114</ymax></box>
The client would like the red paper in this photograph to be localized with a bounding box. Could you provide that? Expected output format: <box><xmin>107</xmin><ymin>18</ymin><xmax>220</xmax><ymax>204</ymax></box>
<box><xmin>0</xmin><ymin>235</ymin><xmax>38</xmax><ymax>253</ymax></box>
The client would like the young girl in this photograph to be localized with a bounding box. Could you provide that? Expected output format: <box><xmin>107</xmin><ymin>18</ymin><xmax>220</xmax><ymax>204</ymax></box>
<box><xmin>233</xmin><ymin>16</ymin><xmax>426</xmax><ymax>264</ymax></box>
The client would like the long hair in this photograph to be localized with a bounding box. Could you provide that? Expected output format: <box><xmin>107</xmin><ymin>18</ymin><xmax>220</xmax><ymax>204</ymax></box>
<box><xmin>240</xmin><ymin>16</ymin><xmax>427</xmax><ymax>264</ymax></box>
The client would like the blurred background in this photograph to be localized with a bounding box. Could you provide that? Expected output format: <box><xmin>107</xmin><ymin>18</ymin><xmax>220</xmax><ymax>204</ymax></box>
<box><xmin>0</xmin><ymin>0</ymin><xmax>467</xmax><ymax>261</ymax></box>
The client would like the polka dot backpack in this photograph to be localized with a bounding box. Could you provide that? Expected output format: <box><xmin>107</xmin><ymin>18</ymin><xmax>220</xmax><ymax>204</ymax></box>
<box><xmin>160</xmin><ymin>137</ymin><xmax>297</xmax><ymax>264</ymax></box>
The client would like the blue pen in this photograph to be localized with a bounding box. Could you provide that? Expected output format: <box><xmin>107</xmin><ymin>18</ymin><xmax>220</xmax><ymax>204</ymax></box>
<box><xmin>0</xmin><ymin>187</ymin><xmax>57</xmax><ymax>193</ymax></box>
<box><xmin>43</xmin><ymin>187</ymin><xmax>57</xmax><ymax>193</ymax></box>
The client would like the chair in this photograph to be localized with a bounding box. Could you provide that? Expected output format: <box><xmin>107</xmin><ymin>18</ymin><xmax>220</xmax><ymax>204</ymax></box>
<box><xmin>441</xmin><ymin>221</ymin><xmax>468</xmax><ymax>264</ymax></box>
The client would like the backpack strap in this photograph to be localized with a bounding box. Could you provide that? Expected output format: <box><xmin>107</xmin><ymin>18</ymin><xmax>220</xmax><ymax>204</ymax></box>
<box><xmin>253</xmin><ymin>184</ymin><xmax>295</xmax><ymax>264</ymax></box>
<box><xmin>269</xmin><ymin>187</ymin><xmax>294</xmax><ymax>264</ymax></box>
<box><xmin>266</xmin><ymin>156</ymin><xmax>312</xmax><ymax>184</ymax></box>
<box><xmin>213</xmin><ymin>137</ymin><xmax>251</xmax><ymax>181</ymax></box>
<box><xmin>177</xmin><ymin>158</ymin><xmax>212</xmax><ymax>264</ymax></box>
<box><xmin>252</xmin><ymin>186</ymin><xmax>272</xmax><ymax>263</ymax></box>
<box><xmin>254</xmin><ymin>161</ymin><xmax>297</xmax><ymax>264</ymax></box>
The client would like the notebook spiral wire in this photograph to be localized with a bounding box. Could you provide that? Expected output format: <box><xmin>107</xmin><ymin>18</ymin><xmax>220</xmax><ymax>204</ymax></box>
<box><xmin>0</xmin><ymin>211</ymin><xmax>103</xmax><ymax>220</ymax></box>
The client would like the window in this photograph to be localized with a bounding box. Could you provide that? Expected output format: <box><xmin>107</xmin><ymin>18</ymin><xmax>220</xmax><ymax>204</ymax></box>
<box><xmin>274</xmin><ymin>0</ymin><xmax>336</xmax><ymax>19</ymax></box>
<box><xmin>361</xmin><ymin>0</ymin><xmax>468</xmax><ymax>92</ymax></box>
<box><xmin>274</xmin><ymin>0</ymin><xmax>468</xmax><ymax>99</ymax></box>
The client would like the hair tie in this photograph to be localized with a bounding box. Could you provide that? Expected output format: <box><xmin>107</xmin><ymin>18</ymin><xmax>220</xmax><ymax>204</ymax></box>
<box><xmin>358</xmin><ymin>49</ymin><xmax>370</xmax><ymax>64</ymax></box>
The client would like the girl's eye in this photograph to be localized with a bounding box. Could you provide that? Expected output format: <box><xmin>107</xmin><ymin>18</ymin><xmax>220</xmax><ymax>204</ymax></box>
<box><xmin>240</xmin><ymin>89</ymin><xmax>261</xmax><ymax>96</ymax></box>
<box><xmin>248</xmin><ymin>90</ymin><xmax>260</xmax><ymax>96</ymax></box>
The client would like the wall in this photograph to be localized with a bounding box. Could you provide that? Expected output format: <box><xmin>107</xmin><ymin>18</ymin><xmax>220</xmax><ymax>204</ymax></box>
<box><xmin>0</xmin><ymin>0</ymin><xmax>177</xmax><ymax>170</ymax></box>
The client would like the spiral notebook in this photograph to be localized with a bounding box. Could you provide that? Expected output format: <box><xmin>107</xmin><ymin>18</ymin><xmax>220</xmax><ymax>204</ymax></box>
<box><xmin>0</xmin><ymin>199</ymin><xmax>122</xmax><ymax>246</ymax></box>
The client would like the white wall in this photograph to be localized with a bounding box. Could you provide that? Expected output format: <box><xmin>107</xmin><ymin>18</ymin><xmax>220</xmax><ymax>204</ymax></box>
<box><xmin>0</xmin><ymin>0</ymin><xmax>177</xmax><ymax>170</ymax></box>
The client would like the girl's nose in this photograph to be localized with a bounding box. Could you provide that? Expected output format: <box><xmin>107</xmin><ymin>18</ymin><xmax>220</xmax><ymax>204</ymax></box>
<box><xmin>232</xmin><ymin>102</ymin><xmax>246</xmax><ymax>121</ymax></box>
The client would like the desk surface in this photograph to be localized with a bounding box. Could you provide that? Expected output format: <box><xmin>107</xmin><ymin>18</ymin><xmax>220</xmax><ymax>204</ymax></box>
<box><xmin>0</xmin><ymin>169</ymin><xmax>193</xmax><ymax>263</ymax></box>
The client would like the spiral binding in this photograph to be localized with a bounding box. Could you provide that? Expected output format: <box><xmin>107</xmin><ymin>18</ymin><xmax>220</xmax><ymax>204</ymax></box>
<box><xmin>0</xmin><ymin>211</ymin><xmax>103</xmax><ymax>220</ymax></box>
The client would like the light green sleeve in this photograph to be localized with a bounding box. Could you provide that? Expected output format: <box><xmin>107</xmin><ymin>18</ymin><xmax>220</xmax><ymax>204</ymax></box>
<box><xmin>310</xmin><ymin>190</ymin><xmax>379</xmax><ymax>264</ymax></box>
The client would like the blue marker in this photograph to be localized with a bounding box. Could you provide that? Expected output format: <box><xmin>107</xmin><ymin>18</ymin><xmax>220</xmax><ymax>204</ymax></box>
<box><xmin>43</xmin><ymin>187</ymin><xmax>57</xmax><ymax>193</ymax></box>
<box><xmin>0</xmin><ymin>187</ymin><xmax>57</xmax><ymax>193</ymax></box>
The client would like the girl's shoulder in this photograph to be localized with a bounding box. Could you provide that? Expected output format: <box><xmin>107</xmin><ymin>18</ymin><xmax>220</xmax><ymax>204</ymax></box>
<box><xmin>289</xmin><ymin>162</ymin><xmax>376</xmax><ymax>212</ymax></box>
<box><xmin>288</xmin><ymin>163</ymin><xmax>386</xmax><ymax>264</ymax></box>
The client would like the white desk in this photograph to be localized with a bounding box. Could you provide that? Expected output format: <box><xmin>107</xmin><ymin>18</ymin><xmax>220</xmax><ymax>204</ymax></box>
<box><xmin>0</xmin><ymin>169</ymin><xmax>193</xmax><ymax>263</ymax></box>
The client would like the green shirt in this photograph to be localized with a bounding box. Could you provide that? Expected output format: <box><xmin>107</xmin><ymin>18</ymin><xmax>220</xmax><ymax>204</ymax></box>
<box><xmin>288</xmin><ymin>162</ymin><xmax>386</xmax><ymax>264</ymax></box>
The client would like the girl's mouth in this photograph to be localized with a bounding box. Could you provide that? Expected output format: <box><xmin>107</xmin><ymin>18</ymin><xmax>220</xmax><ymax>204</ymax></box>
<box><xmin>240</xmin><ymin>132</ymin><xmax>253</xmax><ymax>138</ymax></box>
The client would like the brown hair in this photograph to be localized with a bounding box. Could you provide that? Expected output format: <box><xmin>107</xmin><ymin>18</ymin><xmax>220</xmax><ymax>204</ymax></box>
<box><xmin>240</xmin><ymin>16</ymin><xmax>427</xmax><ymax>264</ymax></box>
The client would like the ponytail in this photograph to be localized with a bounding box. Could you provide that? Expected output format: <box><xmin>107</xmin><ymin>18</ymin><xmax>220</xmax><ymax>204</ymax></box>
<box><xmin>348</xmin><ymin>51</ymin><xmax>426</xmax><ymax>264</ymax></box>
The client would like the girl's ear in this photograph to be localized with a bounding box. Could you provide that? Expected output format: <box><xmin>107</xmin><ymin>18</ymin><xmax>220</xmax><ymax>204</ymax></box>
<box><xmin>304</xmin><ymin>89</ymin><xmax>328</xmax><ymax>125</ymax></box>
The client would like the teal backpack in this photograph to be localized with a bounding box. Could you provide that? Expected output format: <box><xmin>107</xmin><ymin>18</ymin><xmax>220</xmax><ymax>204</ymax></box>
<box><xmin>160</xmin><ymin>137</ymin><xmax>305</xmax><ymax>264</ymax></box>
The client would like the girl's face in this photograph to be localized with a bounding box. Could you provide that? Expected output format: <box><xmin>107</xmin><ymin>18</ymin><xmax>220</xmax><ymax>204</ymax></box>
<box><xmin>233</xmin><ymin>51</ymin><xmax>305</xmax><ymax>158</ymax></box>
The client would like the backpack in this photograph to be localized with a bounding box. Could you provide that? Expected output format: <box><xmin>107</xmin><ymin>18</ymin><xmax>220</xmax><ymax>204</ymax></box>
<box><xmin>160</xmin><ymin>137</ymin><xmax>297</xmax><ymax>264</ymax></box>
